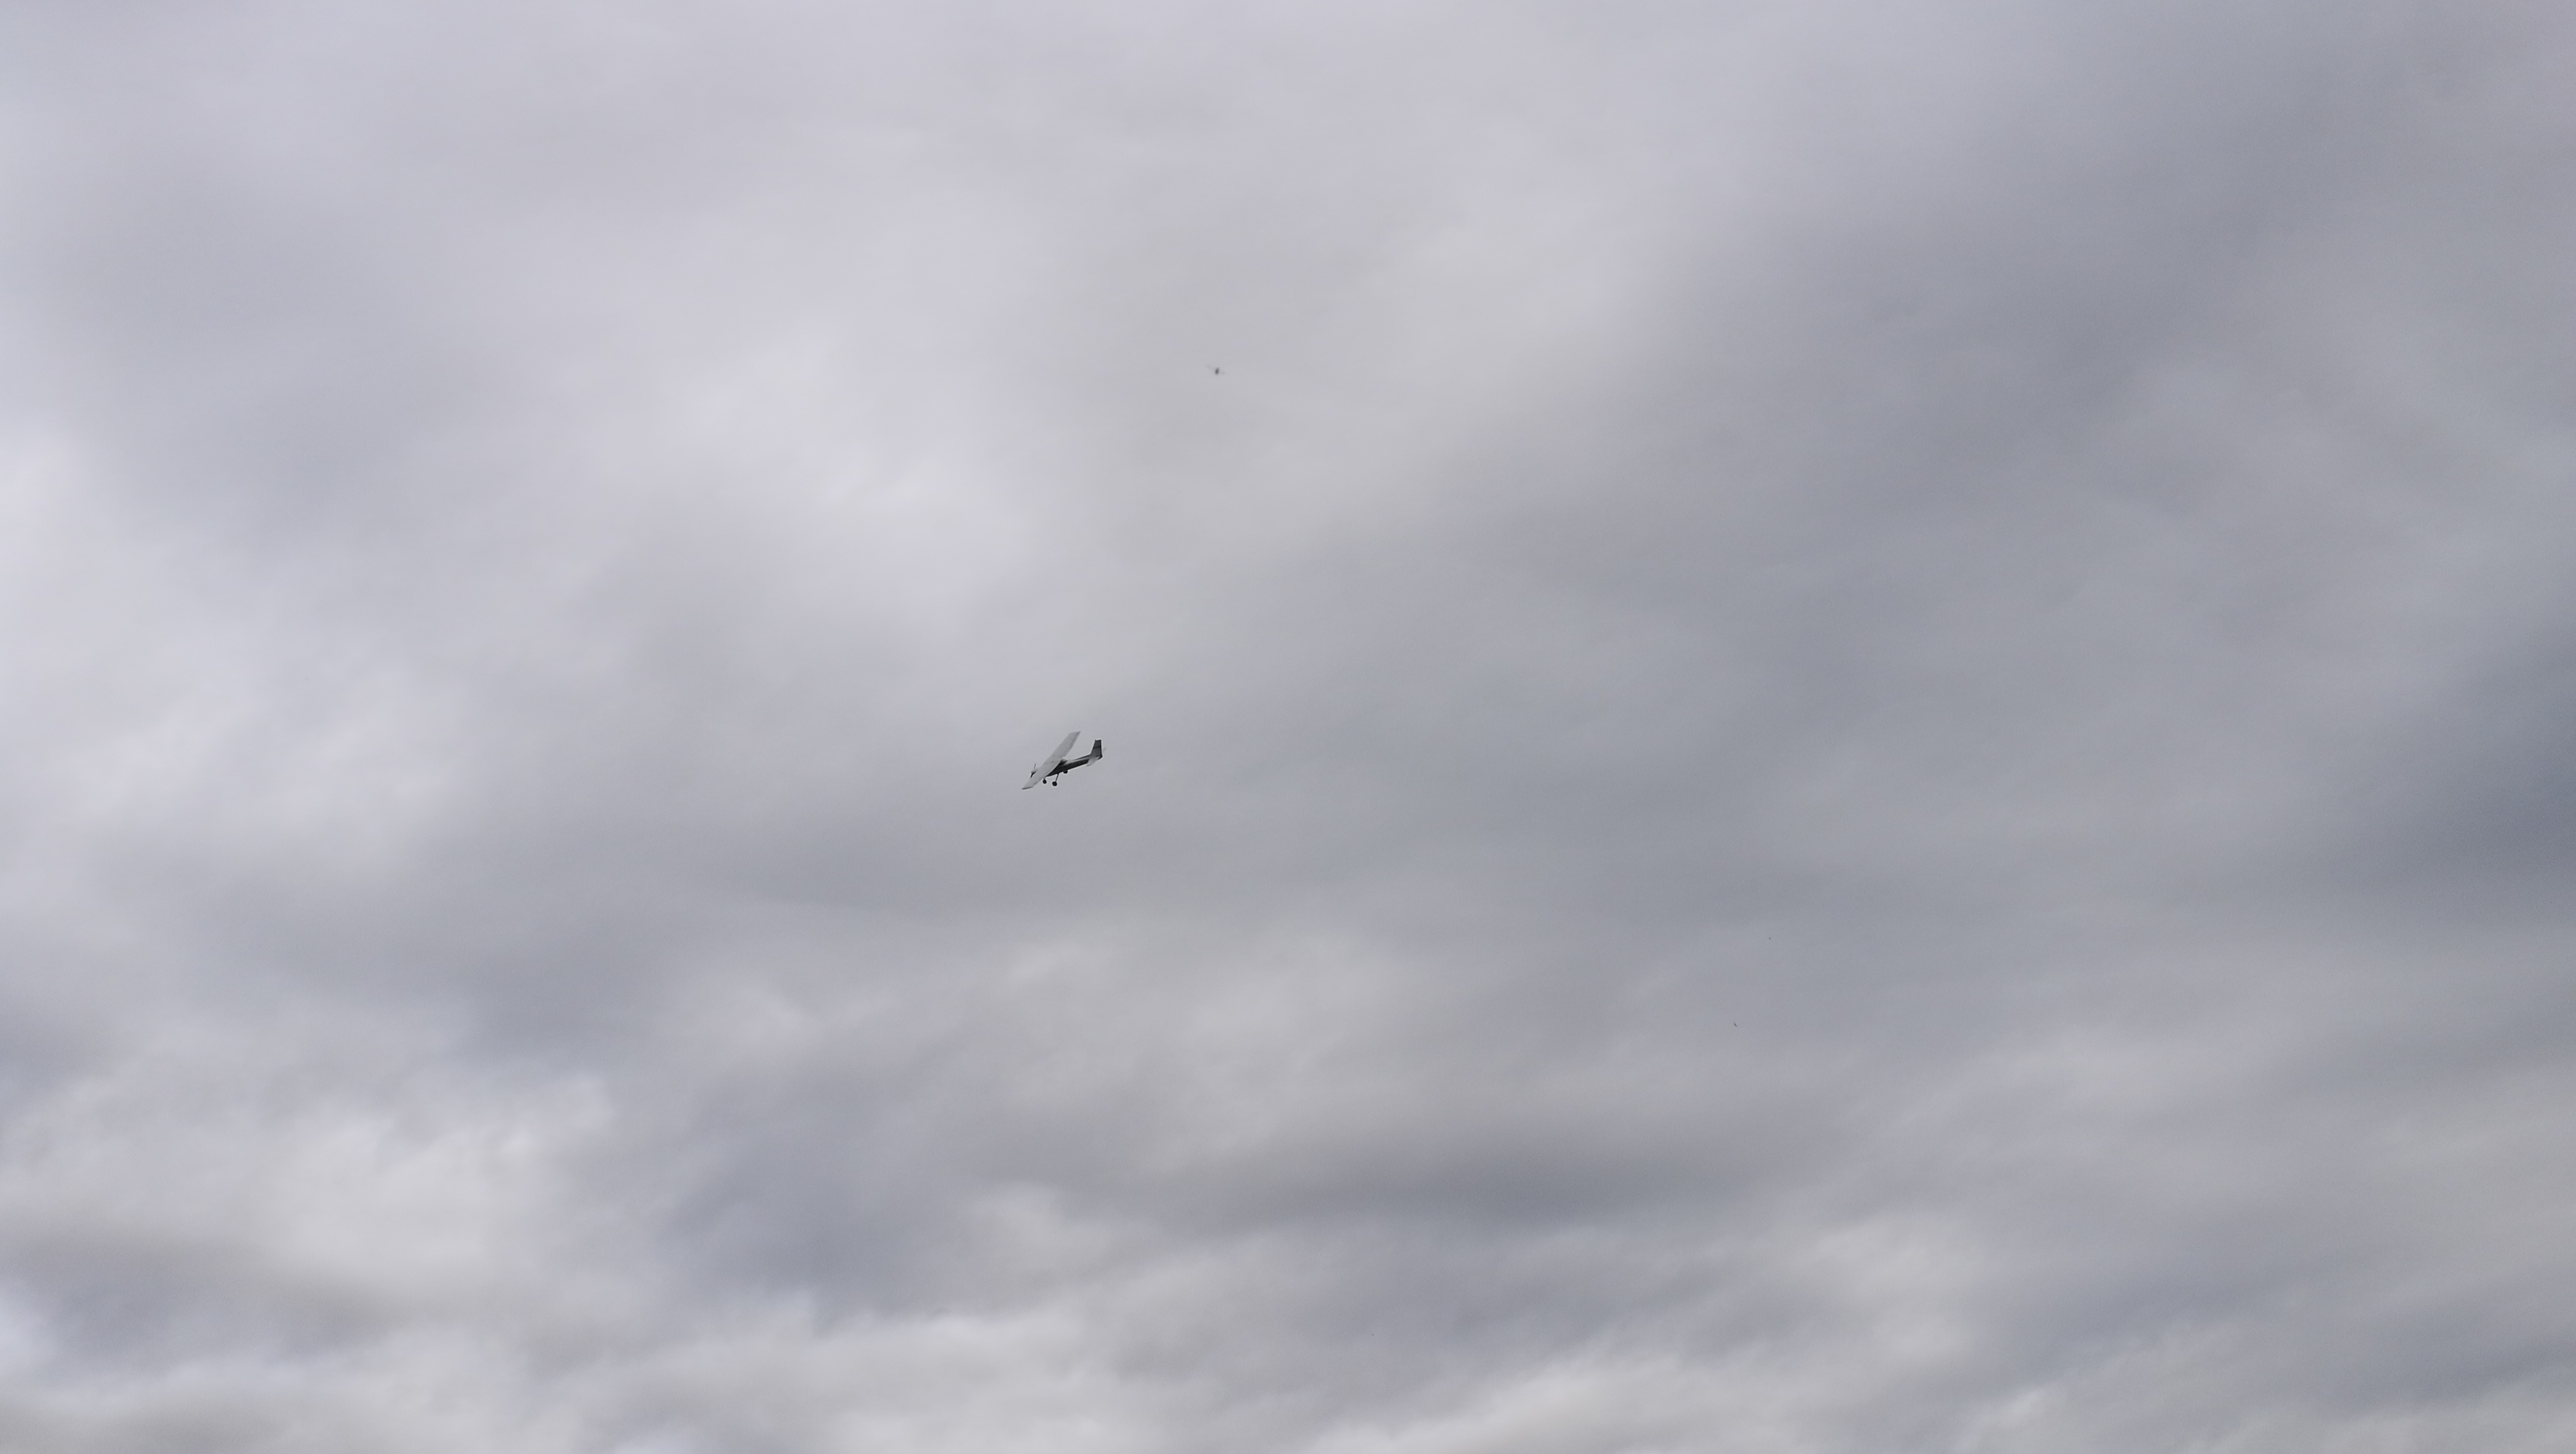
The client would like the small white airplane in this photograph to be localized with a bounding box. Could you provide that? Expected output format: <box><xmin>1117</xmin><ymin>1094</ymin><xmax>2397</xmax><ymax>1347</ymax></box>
<box><xmin>1024</xmin><ymin>730</ymin><xmax>1103</xmax><ymax>789</ymax></box>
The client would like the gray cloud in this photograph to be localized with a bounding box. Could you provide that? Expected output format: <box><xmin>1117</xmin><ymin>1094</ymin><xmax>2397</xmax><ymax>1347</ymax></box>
<box><xmin>3</xmin><ymin>1</ymin><xmax>2574</xmax><ymax>1449</ymax></box>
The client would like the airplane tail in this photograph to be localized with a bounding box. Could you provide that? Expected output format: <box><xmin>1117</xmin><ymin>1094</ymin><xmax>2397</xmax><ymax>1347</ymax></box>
<box><xmin>1089</xmin><ymin>739</ymin><xmax>1104</xmax><ymax>761</ymax></box>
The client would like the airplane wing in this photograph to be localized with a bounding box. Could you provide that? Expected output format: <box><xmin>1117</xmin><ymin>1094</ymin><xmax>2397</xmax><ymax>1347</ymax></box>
<box><xmin>1025</xmin><ymin>730</ymin><xmax>1082</xmax><ymax>788</ymax></box>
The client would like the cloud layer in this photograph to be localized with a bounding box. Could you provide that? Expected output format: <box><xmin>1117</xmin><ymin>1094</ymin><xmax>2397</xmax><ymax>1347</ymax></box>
<box><xmin>3</xmin><ymin>2</ymin><xmax>2575</xmax><ymax>1449</ymax></box>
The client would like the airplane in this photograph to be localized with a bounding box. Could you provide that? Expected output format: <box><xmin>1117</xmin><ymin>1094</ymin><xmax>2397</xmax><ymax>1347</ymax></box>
<box><xmin>1024</xmin><ymin>730</ymin><xmax>1103</xmax><ymax>789</ymax></box>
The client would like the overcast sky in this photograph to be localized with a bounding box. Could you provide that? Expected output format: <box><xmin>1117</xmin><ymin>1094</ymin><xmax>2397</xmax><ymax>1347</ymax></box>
<box><xmin>3</xmin><ymin>2</ymin><xmax>2574</xmax><ymax>1450</ymax></box>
